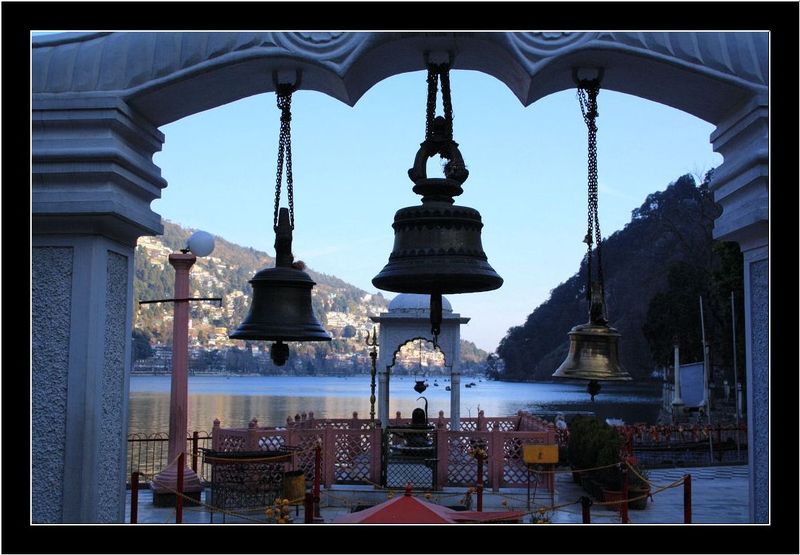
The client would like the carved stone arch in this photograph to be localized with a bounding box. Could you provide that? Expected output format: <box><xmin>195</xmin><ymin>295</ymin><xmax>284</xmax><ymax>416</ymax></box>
<box><xmin>386</xmin><ymin>336</ymin><xmax>449</xmax><ymax>371</ymax></box>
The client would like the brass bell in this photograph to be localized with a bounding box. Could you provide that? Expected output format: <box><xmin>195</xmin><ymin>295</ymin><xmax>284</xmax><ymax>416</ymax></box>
<box><xmin>372</xmin><ymin>120</ymin><xmax>503</xmax><ymax>324</ymax></box>
<box><xmin>230</xmin><ymin>208</ymin><xmax>330</xmax><ymax>364</ymax></box>
<box><xmin>552</xmin><ymin>285</ymin><xmax>632</xmax><ymax>394</ymax></box>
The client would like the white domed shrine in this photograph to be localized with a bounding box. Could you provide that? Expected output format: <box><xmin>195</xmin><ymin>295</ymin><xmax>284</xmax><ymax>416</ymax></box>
<box><xmin>371</xmin><ymin>294</ymin><xmax>469</xmax><ymax>430</ymax></box>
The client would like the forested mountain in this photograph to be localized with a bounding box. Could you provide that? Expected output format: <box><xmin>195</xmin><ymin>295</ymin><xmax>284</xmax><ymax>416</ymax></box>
<box><xmin>495</xmin><ymin>173</ymin><xmax>744</xmax><ymax>382</ymax></box>
<box><xmin>133</xmin><ymin>220</ymin><xmax>488</xmax><ymax>374</ymax></box>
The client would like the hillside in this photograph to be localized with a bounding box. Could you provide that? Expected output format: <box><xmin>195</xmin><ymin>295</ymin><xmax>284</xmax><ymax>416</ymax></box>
<box><xmin>495</xmin><ymin>173</ymin><xmax>744</xmax><ymax>382</ymax></box>
<box><xmin>133</xmin><ymin>220</ymin><xmax>488</xmax><ymax>374</ymax></box>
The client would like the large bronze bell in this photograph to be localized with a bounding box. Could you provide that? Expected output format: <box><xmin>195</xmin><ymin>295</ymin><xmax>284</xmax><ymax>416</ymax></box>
<box><xmin>372</xmin><ymin>118</ymin><xmax>503</xmax><ymax>305</ymax></box>
<box><xmin>230</xmin><ymin>208</ymin><xmax>330</xmax><ymax>364</ymax></box>
<box><xmin>552</xmin><ymin>285</ymin><xmax>631</xmax><ymax>399</ymax></box>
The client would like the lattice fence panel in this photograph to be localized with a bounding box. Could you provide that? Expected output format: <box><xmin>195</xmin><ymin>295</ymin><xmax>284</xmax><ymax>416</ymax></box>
<box><xmin>497</xmin><ymin>419</ymin><xmax>518</xmax><ymax>432</ymax></box>
<box><xmin>333</xmin><ymin>432</ymin><xmax>371</xmax><ymax>484</ymax></box>
<box><xmin>501</xmin><ymin>437</ymin><xmax>553</xmax><ymax>489</ymax></box>
<box><xmin>293</xmin><ymin>432</ymin><xmax>324</xmax><ymax>483</ymax></box>
<box><xmin>257</xmin><ymin>434</ymin><xmax>286</xmax><ymax>451</ymax></box>
<box><xmin>218</xmin><ymin>434</ymin><xmax>246</xmax><ymax>452</ymax></box>
<box><xmin>446</xmin><ymin>434</ymin><xmax>489</xmax><ymax>486</ymax></box>
<box><xmin>383</xmin><ymin>429</ymin><xmax>436</xmax><ymax>490</ymax></box>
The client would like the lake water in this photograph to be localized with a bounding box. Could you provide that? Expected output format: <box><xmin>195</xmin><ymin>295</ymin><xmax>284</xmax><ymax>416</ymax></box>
<box><xmin>128</xmin><ymin>375</ymin><xmax>663</xmax><ymax>434</ymax></box>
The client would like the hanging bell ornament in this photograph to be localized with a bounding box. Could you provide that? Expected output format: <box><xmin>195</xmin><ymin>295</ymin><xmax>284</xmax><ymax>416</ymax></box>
<box><xmin>413</xmin><ymin>380</ymin><xmax>428</xmax><ymax>394</ymax></box>
<box><xmin>229</xmin><ymin>208</ymin><xmax>330</xmax><ymax>365</ymax></box>
<box><xmin>372</xmin><ymin>117</ymin><xmax>503</xmax><ymax>333</ymax></box>
<box><xmin>552</xmin><ymin>76</ymin><xmax>630</xmax><ymax>398</ymax></box>
<box><xmin>552</xmin><ymin>284</ymin><xmax>632</xmax><ymax>387</ymax></box>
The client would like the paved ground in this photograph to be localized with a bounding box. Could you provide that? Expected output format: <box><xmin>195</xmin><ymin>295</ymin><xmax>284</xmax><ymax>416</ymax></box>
<box><xmin>126</xmin><ymin>464</ymin><xmax>750</xmax><ymax>524</ymax></box>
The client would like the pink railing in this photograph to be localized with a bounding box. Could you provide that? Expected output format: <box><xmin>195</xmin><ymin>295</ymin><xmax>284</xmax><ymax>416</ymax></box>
<box><xmin>212</xmin><ymin>410</ymin><xmax>556</xmax><ymax>491</ymax></box>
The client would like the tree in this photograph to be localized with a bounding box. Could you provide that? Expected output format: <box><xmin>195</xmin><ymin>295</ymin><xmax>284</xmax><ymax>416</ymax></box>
<box><xmin>342</xmin><ymin>325</ymin><xmax>357</xmax><ymax>338</ymax></box>
<box><xmin>132</xmin><ymin>329</ymin><xmax>153</xmax><ymax>361</ymax></box>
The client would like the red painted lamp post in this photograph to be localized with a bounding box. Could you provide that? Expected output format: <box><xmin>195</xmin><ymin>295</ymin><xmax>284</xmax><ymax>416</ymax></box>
<box><xmin>150</xmin><ymin>232</ymin><xmax>216</xmax><ymax>507</ymax></box>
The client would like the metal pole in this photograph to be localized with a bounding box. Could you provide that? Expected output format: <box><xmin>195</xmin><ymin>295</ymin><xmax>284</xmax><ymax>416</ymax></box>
<box><xmin>192</xmin><ymin>431</ymin><xmax>199</xmax><ymax>473</ymax></box>
<box><xmin>620</xmin><ymin>466</ymin><xmax>629</xmax><ymax>524</ymax></box>
<box><xmin>314</xmin><ymin>444</ymin><xmax>322</xmax><ymax>518</ymax></box>
<box><xmin>672</xmin><ymin>340</ymin><xmax>684</xmax><ymax>419</ymax></box>
<box><xmin>683</xmin><ymin>474</ymin><xmax>692</xmax><ymax>524</ymax></box>
<box><xmin>731</xmin><ymin>291</ymin><xmax>741</xmax><ymax>461</ymax></box>
<box><xmin>699</xmin><ymin>296</ymin><xmax>713</xmax><ymax>462</ymax></box>
<box><xmin>304</xmin><ymin>492</ymin><xmax>314</xmax><ymax>524</ymax></box>
<box><xmin>580</xmin><ymin>496</ymin><xmax>592</xmax><ymax>524</ymax></box>
<box><xmin>176</xmin><ymin>452</ymin><xmax>184</xmax><ymax>524</ymax></box>
<box><xmin>366</xmin><ymin>328</ymin><xmax>378</xmax><ymax>426</ymax></box>
<box><xmin>130</xmin><ymin>472</ymin><xmax>139</xmax><ymax>524</ymax></box>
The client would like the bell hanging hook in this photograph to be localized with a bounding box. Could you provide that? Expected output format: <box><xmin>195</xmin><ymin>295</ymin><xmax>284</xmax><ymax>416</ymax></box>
<box><xmin>273</xmin><ymin>69</ymin><xmax>302</xmax><ymax>93</ymax></box>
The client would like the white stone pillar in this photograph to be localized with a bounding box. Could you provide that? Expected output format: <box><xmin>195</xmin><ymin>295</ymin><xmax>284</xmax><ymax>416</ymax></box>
<box><xmin>672</xmin><ymin>343</ymin><xmax>684</xmax><ymax>409</ymax></box>
<box><xmin>449</xmin><ymin>371</ymin><xmax>461</xmax><ymax>431</ymax></box>
<box><xmin>376</xmin><ymin>325</ymin><xmax>393</xmax><ymax>429</ymax></box>
<box><xmin>32</xmin><ymin>98</ymin><xmax>164</xmax><ymax>523</ymax></box>
<box><xmin>709</xmin><ymin>96</ymin><xmax>768</xmax><ymax>524</ymax></box>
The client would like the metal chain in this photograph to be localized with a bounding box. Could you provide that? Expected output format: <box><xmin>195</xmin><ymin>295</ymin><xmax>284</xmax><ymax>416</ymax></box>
<box><xmin>425</xmin><ymin>67</ymin><xmax>438</xmax><ymax>140</ymax></box>
<box><xmin>439</xmin><ymin>65</ymin><xmax>454</xmax><ymax>141</ymax></box>
<box><xmin>424</xmin><ymin>63</ymin><xmax>454</xmax><ymax>142</ymax></box>
<box><xmin>577</xmin><ymin>81</ymin><xmax>604</xmax><ymax>302</ymax></box>
<box><xmin>274</xmin><ymin>87</ymin><xmax>295</xmax><ymax>230</ymax></box>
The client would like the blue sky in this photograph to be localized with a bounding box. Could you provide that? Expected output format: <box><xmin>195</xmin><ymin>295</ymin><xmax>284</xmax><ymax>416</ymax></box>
<box><xmin>32</xmin><ymin>33</ymin><xmax>722</xmax><ymax>352</ymax></box>
<box><xmin>152</xmin><ymin>70</ymin><xmax>721</xmax><ymax>352</ymax></box>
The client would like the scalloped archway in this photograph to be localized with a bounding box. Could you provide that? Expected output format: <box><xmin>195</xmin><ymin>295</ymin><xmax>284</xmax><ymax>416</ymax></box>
<box><xmin>32</xmin><ymin>32</ymin><xmax>769</xmax><ymax>524</ymax></box>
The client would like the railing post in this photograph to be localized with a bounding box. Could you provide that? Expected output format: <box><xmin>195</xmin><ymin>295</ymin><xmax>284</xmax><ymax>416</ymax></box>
<box><xmin>247</xmin><ymin>418</ymin><xmax>259</xmax><ymax>450</ymax></box>
<box><xmin>314</xmin><ymin>444</ymin><xmax>322</xmax><ymax>518</ymax></box>
<box><xmin>212</xmin><ymin>419</ymin><xmax>220</xmax><ymax>451</ymax></box>
<box><xmin>130</xmin><ymin>472</ymin><xmax>139</xmax><ymax>524</ymax></box>
<box><xmin>620</xmin><ymin>466</ymin><xmax>629</xmax><ymax>524</ymax></box>
<box><xmin>490</xmin><ymin>429</ymin><xmax>503</xmax><ymax>492</ymax></box>
<box><xmin>323</xmin><ymin>428</ymin><xmax>335</xmax><ymax>487</ymax></box>
<box><xmin>476</xmin><ymin>452</ymin><xmax>484</xmax><ymax>512</ymax></box>
<box><xmin>437</xmin><ymin>410</ymin><xmax>446</xmax><ymax>429</ymax></box>
<box><xmin>683</xmin><ymin>474</ymin><xmax>692</xmax><ymax>524</ymax></box>
<box><xmin>191</xmin><ymin>431</ymin><xmax>199</xmax><ymax>473</ymax></box>
<box><xmin>371</xmin><ymin>423</ymin><xmax>382</xmax><ymax>485</ymax></box>
<box><xmin>175</xmin><ymin>452</ymin><xmax>184</xmax><ymax>524</ymax></box>
<box><xmin>304</xmin><ymin>492</ymin><xmax>314</xmax><ymax>524</ymax></box>
<box><xmin>436</xmin><ymin>429</ymin><xmax>448</xmax><ymax>489</ymax></box>
<box><xmin>580</xmin><ymin>495</ymin><xmax>592</xmax><ymax>524</ymax></box>
<box><xmin>477</xmin><ymin>410</ymin><xmax>485</xmax><ymax>431</ymax></box>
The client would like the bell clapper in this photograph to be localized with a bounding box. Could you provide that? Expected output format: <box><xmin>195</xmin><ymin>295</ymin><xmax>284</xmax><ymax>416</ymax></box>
<box><xmin>430</xmin><ymin>292</ymin><xmax>443</xmax><ymax>344</ymax></box>
<box><xmin>270</xmin><ymin>340</ymin><xmax>290</xmax><ymax>366</ymax></box>
<box><xmin>587</xmin><ymin>380</ymin><xmax>601</xmax><ymax>402</ymax></box>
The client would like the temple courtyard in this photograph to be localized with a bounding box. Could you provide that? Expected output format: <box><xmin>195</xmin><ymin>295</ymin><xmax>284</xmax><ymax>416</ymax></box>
<box><xmin>126</xmin><ymin>463</ymin><xmax>749</xmax><ymax>525</ymax></box>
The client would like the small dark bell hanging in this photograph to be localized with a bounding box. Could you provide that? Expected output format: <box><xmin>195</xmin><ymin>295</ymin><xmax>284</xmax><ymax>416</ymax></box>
<box><xmin>413</xmin><ymin>380</ymin><xmax>428</xmax><ymax>394</ymax></box>
<box><xmin>230</xmin><ymin>208</ymin><xmax>330</xmax><ymax>364</ymax></box>
<box><xmin>552</xmin><ymin>286</ymin><xmax>632</xmax><ymax>383</ymax></box>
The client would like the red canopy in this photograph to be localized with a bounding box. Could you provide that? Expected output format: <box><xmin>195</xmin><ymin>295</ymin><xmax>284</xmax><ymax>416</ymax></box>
<box><xmin>333</xmin><ymin>489</ymin><xmax>527</xmax><ymax>524</ymax></box>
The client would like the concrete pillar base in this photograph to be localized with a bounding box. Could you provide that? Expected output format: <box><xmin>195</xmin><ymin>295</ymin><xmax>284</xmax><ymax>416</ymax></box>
<box><xmin>150</xmin><ymin>460</ymin><xmax>204</xmax><ymax>508</ymax></box>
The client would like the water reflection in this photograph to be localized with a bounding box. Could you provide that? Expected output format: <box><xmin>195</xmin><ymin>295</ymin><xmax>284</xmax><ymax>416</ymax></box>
<box><xmin>128</xmin><ymin>375</ymin><xmax>662</xmax><ymax>434</ymax></box>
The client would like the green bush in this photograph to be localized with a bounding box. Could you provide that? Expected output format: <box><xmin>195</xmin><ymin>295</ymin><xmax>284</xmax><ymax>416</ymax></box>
<box><xmin>567</xmin><ymin>416</ymin><xmax>624</xmax><ymax>489</ymax></box>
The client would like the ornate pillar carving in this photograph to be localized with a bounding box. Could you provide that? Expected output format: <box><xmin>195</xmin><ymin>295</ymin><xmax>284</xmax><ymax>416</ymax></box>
<box><xmin>710</xmin><ymin>95</ymin><xmax>768</xmax><ymax>523</ymax></box>
<box><xmin>32</xmin><ymin>97</ymin><xmax>164</xmax><ymax>522</ymax></box>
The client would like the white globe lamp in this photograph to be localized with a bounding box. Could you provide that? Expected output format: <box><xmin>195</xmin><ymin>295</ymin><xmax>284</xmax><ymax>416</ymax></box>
<box><xmin>186</xmin><ymin>230</ymin><xmax>215</xmax><ymax>257</ymax></box>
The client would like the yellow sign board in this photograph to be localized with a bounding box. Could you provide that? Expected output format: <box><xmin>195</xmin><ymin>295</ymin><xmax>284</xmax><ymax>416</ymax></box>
<box><xmin>522</xmin><ymin>444</ymin><xmax>559</xmax><ymax>464</ymax></box>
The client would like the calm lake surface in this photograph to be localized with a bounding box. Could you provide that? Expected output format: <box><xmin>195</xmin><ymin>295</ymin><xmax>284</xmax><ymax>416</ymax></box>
<box><xmin>128</xmin><ymin>375</ymin><xmax>662</xmax><ymax>434</ymax></box>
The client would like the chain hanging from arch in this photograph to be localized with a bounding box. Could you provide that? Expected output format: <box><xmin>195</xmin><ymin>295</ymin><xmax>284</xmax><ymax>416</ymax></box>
<box><xmin>424</xmin><ymin>62</ymin><xmax>455</xmax><ymax>144</ymax></box>
<box><xmin>577</xmin><ymin>79</ymin><xmax>605</xmax><ymax>311</ymax></box>
<box><xmin>273</xmin><ymin>84</ymin><xmax>296</xmax><ymax>231</ymax></box>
